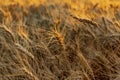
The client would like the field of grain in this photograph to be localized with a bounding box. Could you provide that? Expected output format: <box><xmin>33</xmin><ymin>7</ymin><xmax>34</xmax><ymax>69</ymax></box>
<box><xmin>0</xmin><ymin>0</ymin><xmax>120</xmax><ymax>80</ymax></box>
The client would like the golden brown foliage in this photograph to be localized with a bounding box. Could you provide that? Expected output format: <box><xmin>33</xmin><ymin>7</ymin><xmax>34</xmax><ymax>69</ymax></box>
<box><xmin>0</xmin><ymin>0</ymin><xmax>120</xmax><ymax>80</ymax></box>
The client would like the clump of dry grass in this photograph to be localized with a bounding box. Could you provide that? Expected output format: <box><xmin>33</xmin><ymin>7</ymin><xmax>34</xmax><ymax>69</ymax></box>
<box><xmin>0</xmin><ymin>0</ymin><xmax>120</xmax><ymax>80</ymax></box>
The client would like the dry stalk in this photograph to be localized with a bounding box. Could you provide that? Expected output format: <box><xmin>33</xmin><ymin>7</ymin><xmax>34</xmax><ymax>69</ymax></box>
<box><xmin>70</xmin><ymin>14</ymin><xmax>99</xmax><ymax>27</ymax></box>
<box><xmin>14</xmin><ymin>43</ymin><xmax>34</xmax><ymax>59</ymax></box>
